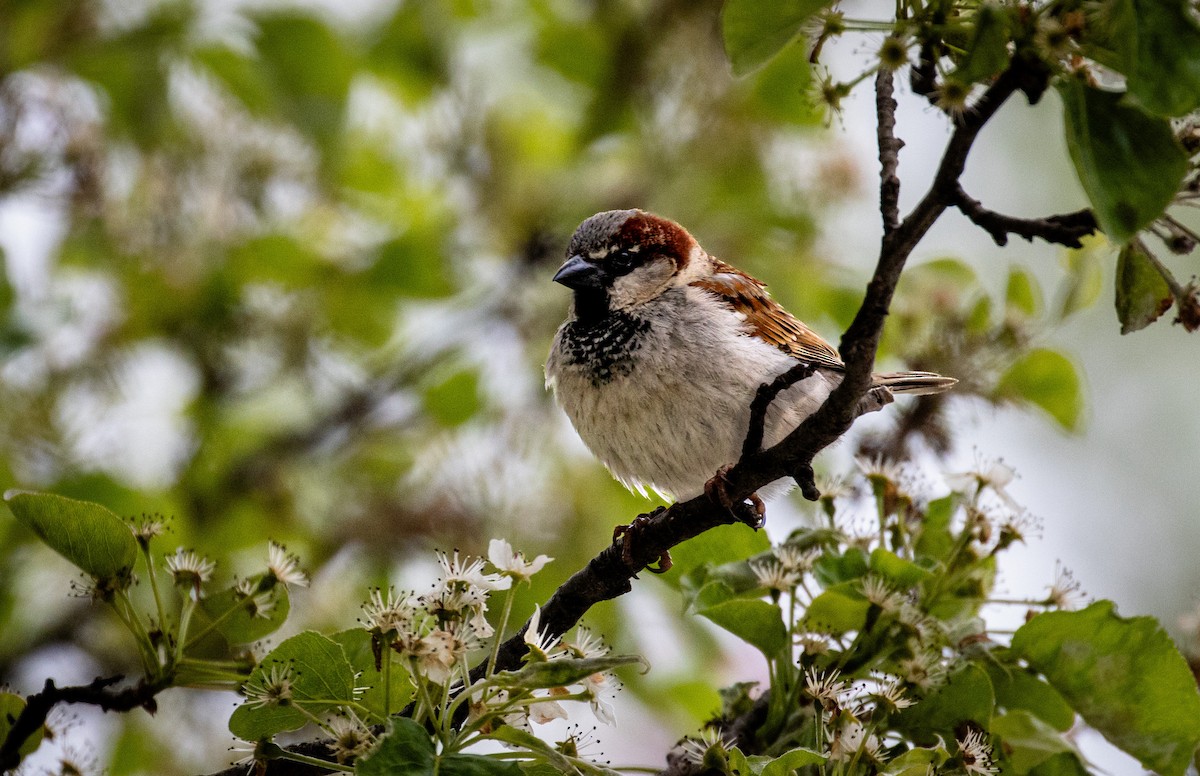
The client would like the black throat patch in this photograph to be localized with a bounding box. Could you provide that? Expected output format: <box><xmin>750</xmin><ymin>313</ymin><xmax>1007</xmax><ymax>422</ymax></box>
<box><xmin>560</xmin><ymin>309</ymin><xmax>651</xmax><ymax>386</ymax></box>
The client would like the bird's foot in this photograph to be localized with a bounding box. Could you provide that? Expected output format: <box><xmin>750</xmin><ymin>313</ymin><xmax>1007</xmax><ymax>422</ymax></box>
<box><xmin>612</xmin><ymin>507</ymin><xmax>672</xmax><ymax>574</ymax></box>
<box><xmin>704</xmin><ymin>465</ymin><xmax>766</xmax><ymax>529</ymax></box>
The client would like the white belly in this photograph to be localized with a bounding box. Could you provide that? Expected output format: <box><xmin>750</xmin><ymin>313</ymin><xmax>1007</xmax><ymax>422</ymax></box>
<box><xmin>546</xmin><ymin>287</ymin><xmax>838</xmax><ymax>500</ymax></box>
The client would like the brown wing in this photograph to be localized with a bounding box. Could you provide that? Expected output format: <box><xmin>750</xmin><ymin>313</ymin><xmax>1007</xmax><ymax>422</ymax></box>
<box><xmin>691</xmin><ymin>259</ymin><xmax>845</xmax><ymax>372</ymax></box>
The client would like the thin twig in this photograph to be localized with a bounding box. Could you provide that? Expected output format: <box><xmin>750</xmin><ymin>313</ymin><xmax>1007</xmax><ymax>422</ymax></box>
<box><xmin>0</xmin><ymin>676</ymin><xmax>168</xmax><ymax>771</ymax></box>
<box><xmin>741</xmin><ymin>362</ymin><xmax>819</xmax><ymax>460</ymax></box>
<box><xmin>876</xmin><ymin>67</ymin><xmax>903</xmax><ymax>234</ymax></box>
<box><xmin>951</xmin><ymin>184</ymin><xmax>1097</xmax><ymax>248</ymax></box>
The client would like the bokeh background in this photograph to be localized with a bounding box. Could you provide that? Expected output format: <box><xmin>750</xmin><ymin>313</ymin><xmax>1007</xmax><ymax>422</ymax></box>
<box><xmin>0</xmin><ymin>0</ymin><xmax>1197</xmax><ymax>773</ymax></box>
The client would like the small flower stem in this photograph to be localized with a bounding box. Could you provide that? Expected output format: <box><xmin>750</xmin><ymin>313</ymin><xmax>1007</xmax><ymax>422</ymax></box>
<box><xmin>383</xmin><ymin>648</ymin><xmax>393</xmax><ymax>718</ymax></box>
<box><xmin>175</xmin><ymin>598</ymin><xmax>197</xmax><ymax>664</ymax></box>
<box><xmin>487</xmin><ymin>585</ymin><xmax>516</xmax><ymax>677</ymax></box>
<box><xmin>140</xmin><ymin>543</ymin><xmax>170</xmax><ymax>657</ymax></box>
<box><xmin>113</xmin><ymin>590</ymin><xmax>159</xmax><ymax>677</ymax></box>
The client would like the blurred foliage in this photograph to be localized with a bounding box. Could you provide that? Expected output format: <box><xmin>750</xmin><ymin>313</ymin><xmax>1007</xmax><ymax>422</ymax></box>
<box><xmin>0</xmin><ymin>0</ymin><xmax>1195</xmax><ymax>773</ymax></box>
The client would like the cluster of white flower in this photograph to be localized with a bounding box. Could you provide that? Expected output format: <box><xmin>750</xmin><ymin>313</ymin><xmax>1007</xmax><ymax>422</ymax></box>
<box><xmin>802</xmin><ymin>669</ymin><xmax>916</xmax><ymax>766</ymax></box>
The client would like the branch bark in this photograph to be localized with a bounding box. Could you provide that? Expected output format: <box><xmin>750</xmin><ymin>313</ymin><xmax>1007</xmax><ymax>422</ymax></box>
<box><xmin>0</xmin><ymin>676</ymin><xmax>167</xmax><ymax>772</ymax></box>
<box><xmin>951</xmin><ymin>184</ymin><xmax>1097</xmax><ymax>247</ymax></box>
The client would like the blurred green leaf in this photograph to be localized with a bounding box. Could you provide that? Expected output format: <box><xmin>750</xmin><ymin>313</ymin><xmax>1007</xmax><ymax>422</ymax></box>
<box><xmin>869</xmin><ymin>548</ymin><xmax>930</xmax><ymax>588</ymax></box>
<box><xmin>882</xmin><ymin>746</ymin><xmax>949</xmax><ymax>776</ymax></box>
<box><xmin>4</xmin><ymin>491</ymin><xmax>136</xmax><ymax>583</ymax></box>
<box><xmin>991</xmin><ymin>710</ymin><xmax>1080</xmax><ymax>774</ymax></box>
<box><xmin>1126</xmin><ymin>0</ymin><xmax>1200</xmax><ymax>117</ymax></box>
<box><xmin>1012</xmin><ymin>601</ymin><xmax>1200</xmax><ymax>776</ymax></box>
<box><xmin>197</xmin><ymin>579</ymin><xmax>290</xmax><ymax>646</ymax></box>
<box><xmin>331</xmin><ymin>628</ymin><xmax>413</xmax><ymax>723</ymax></box>
<box><xmin>1058</xmin><ymin>78</ymin><xmax>1186</xmax><ymax>243</ymax></box>
<box><xmin>193</xmin><ymin>45</ymin><xmax>276</xmax><ymax>115</ymax></box>
<box><xmin>721</xmin><ymin>0</ymin><xmax>832</xmax><ymax>76</ymax></box>
<box><xmin>996</xmin><ymin>348</ymin><xmax>1082</xmax><ymax>432</ymax></box>
<box><xmin>986</xmin><ymin>664</ymin><xmax>1075</xmax><ymax>732</ymax></box>
<box><xmin>803</xmin><ymin>583</ymin><xmax>869</xmax><ymax>634</ymax></box>
<box><xmin>669</xmin><ymin>523</ymin><xmax>771</xmax><ymax>584</ymax></box>
<box><xmin>1028</xmin><ymin>752</ymin><xmax>1091</xmax><ymax>776</ymax></box>
<box><xmin>1115</xmin><ymin>242</ymin><xmax>1173</xmax><ymax>334</ymax></box>
<box><xmin>915</xmin><ymin>495</ymin><xmax>955</xmax><ymax>562</ymax></box>
<box><xmin>895</xmin><ymin>663</ymin><xmax>994</xmax><ymax>736</ymax></box>
<box><xmin>1005</xmin><ymin>267</ymin><xmax>1040</xmax><ymax>318</ymax></box>
<box><xmin>250</xmin><ymin>11</ymin><xmax>357</xmax><ymax>147</ymax></box>
<box><xmin>813</xmin><ymin>548</ymin><xmax>868</xmax><ymax>587</ymax></box>
<box><xmin>698</xmin><ymin>599</ymin><xmax>787</xmax><ymax>657</ymax></box>
<box><xmin>1057</xmin><ymin>243</ymin><xmax>1104</xmax><ymax>320</ymax></box>
<box><xmin>953</xmin><ymin>3</ymin><xmax>1011</xmax><ymax>84</ymax></box>
<box><xmin>228</xmin><ymin>631</ymin><xmax>357</xmax><ymax>740</ymax></box>
<box><xmin>0</xmin><ymin>691</ymin><xmax>43</xmax><ymax>757</ymax></box>
<box><xmin>359</xmin><ymin>718</ymin><xmax>521</xmax><ymax>775</ymax></box>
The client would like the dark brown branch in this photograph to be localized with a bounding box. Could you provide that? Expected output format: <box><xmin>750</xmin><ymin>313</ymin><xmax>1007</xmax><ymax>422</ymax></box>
<box><xmin>951</xmin><ymin>184</ymin><xmax>1097</xmax><ymax>248</ymax></box>
<box><xmin>1</xmin><ymin>676</ymin><xmax>167</xmax><ymax>772</ymax></box>
<box><xmin>876</xmin><ymin>68</ymin><xmax>903</xmax><ymax>234</ymax></box>
<box><xmin>741</xmin><ymin>362</ymin><xmax>818</xmax><ymax>461</ymax></box>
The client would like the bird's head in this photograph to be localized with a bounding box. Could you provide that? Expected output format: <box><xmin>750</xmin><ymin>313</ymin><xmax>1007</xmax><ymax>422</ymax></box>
<box><xmin>554</xmin><ymin>209</ymin><xmax>705</xmax><ymax>319</ymax></box>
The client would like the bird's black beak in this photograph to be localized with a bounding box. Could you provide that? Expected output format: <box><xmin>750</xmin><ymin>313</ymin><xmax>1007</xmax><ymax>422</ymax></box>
<box><xmin>552</xmin><ymin>254</ymin><xmax>604</xmax><ymax>290</ymax></box>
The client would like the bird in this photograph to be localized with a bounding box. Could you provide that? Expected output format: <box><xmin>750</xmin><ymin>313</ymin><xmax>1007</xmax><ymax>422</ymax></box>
<box><xmin>544</xmin><ymin>209</ymin><xmax>955</xmax><ymax>561</ymax></box>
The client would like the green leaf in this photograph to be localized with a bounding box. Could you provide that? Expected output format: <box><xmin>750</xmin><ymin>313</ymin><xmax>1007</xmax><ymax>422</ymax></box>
<box><xmin>1058</xmin><ymin>78</ymin><xmax>1187</xmax><ymax>243</ymax></box>
<box><xmin>198</xmin><ymin>578</ymin><xmax>290</xmax><ymax>646</ymax></box>
<box><xmin>193</xmin><ymin>45</ymin><xmax>276</xmax><ymax>114</ymax></box>
<box><xmin>229</xmin><ymin>631</ymin><xmax>358</xmax><ymax>741</ymax></box>
<box><xmin>896</xmin><ymin>663</ymin><xmax>994</xmax><ymax>736</ymax></box>
<box><xmin>1057</xmin><ymin>244</ymin><xmax>1104</xmax><ymax>320</ymax></box>
<box><xmin>1127</xmin><ymin>0</ymin><xmax>1200</xmax><ymax>117</ymax></box>
<box><xmin>991</xmin><ymin>710</ymin><xmax>1080</xmax><ymax>774</ymax></box>
<box><xmin>4</xmin><ymin>491</ymin><xmax>137</xmax><ymax>583</ymax></box>
<box><xmin>996</xmin><ymin>348</ymin><xmax>1082</xmax><ymax>431</ymax></box>
<box><xmin>803</xmin><ymin>584</ymin><xmax>870</xmax><ymax>634</ymax></box>
<box><xmin>721</xmin><ymin>0</ymin><xmax>833</xmax><ymax>76</ymax></box>
<box><xmin>986</xmin><ymin>664</ymin><xmax>1075</xmax><ymax>732</ymax></box>
<box><xmin>1012</xmin><ymin>601</ymin><xmax>1200</xmax><ymax>776</ymax></box>
<box><xmin>331</xmin><ymin>629</ymin><xmax>413</xmax><ymax>723</ymax></box>
<box><xmin>1028</xmin><ymin>752</ymin><xmax>1091</xmax><ymax>776</ymax></box>
<box><xmin>669</xmin><ymin>523</ymin><xmax>771</xmax><ymax>584</ymax></box>
<box><xmin>358</xmin><ymin>719</ymin><xmax>523</xmax><ymax>776</ymax></box>
<box><xmin>1115</xmin><ymin>242</ymin><xmax>1173</xmax><ymax>334</ymax></box>
<box><xmin>953</xmin><ymin>3</ymin><xmax>1012</xmax><ymax>84</ymax></box>
<box><xmin>0</xmin><ymin>691</ymin><xmax>43</xmax><ymax>758</ymax></box>
<box><xmin>728</xmin><ymin>747</ymin><xmax>825</xmax><ymax>776</ymax></box>
<box><xmin>699</xmin><ymin>598</ymin><xmax>788</xmax><ymax>657</ymax></box>
<box><xmin>491</xmin><ymin>654</ymin><xmax>647</xmax><ymax>691</ymax></box>
<box><xmin>869</xmin><ymin>549</ymin><xmax>930</xmax><ymax>588</ymax></box>
<box><xmin>915</xmin><ymin>495</ymin><xmax>955</xmax><ymax>562</ymax></box>
<box><xmin>882</xmin><ymin>745</ymin><xmax>949</xmax><ymax>776</ymax></box>
<box><xmin>1005</xmin><ymin>267</ymin><xmax>1041</xmax><ymax>318</ymax></box>
<box><xmin>356</xmin><ymin>718</ymin><xmax>434</xmax><ymax>775</ymax></box>
<box><xmin>813</xmin><ymin>548</ymin><xmax>868</xmax><ymax>587</ymax></box>
<box><xmin>760</xmin><ymin>747</ymin><xmax>826</xmax><ymax>776</ymax></box>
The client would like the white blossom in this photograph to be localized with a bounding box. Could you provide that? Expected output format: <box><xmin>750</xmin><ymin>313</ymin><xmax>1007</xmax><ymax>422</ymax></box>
<box><xmin>487</xmin><ymin>538</ymin><xmax>553</xmax><ymax>582</ymax></box>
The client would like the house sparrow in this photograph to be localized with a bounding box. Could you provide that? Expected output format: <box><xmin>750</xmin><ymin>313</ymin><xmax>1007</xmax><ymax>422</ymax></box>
<box><xmin>545</xmin><ymin>210</ymin><xmax>955</xmax><ymax>537</ymax></box>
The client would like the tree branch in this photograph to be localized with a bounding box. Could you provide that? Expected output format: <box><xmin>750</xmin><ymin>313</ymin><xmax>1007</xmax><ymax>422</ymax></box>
<box><xmin>950</xmin><ymin>184</ymin><xmax>1097</xmax><ymax>247</ymax></box>
<box><xmin>0</xmin><ymin>676</ymin><xmax>167</xmax><ymax>772</ymax></box>
<box><xmin>876</xmin><ymin>68</ymin><xmax>903</xmax><ymax>234</ymax></box>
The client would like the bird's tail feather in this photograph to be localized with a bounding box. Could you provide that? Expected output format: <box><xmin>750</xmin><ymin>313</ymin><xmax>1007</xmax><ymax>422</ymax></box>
<box><xmin>871</xmin><ymin>371</ymin><xmax>958</xmax><ymax>396</ymax></box>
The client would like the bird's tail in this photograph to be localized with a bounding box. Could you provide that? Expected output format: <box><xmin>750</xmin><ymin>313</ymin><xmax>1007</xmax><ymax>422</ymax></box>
<box><xmin>871</xmin><ymin>371</ymin><xmax>958</xmax><ymax>396</ymax></box>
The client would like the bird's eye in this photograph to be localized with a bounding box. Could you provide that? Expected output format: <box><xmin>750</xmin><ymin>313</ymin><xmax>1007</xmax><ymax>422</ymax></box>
<box><xmin>607</xmin><ymin>250</ymin><xmax>639</xmax><ymax>274</ymax></box>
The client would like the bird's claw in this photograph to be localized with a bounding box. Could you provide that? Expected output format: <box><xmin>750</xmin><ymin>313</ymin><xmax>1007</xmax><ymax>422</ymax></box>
<box><xmin>704</xmin><ymin>465</ymin><xmax>766</xmax><ymax>529</ymax></box>
<box><xmin>613</xmin><ymin>507</ymin><xmax>672</xmax><ymax>574</ymax></box>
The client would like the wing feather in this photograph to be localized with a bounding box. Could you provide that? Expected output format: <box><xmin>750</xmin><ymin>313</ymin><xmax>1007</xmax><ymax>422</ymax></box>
<box><xmin>690</xmin><ymin>259</ymin><xmax>845</xmax><ymax>371</ymax></box>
